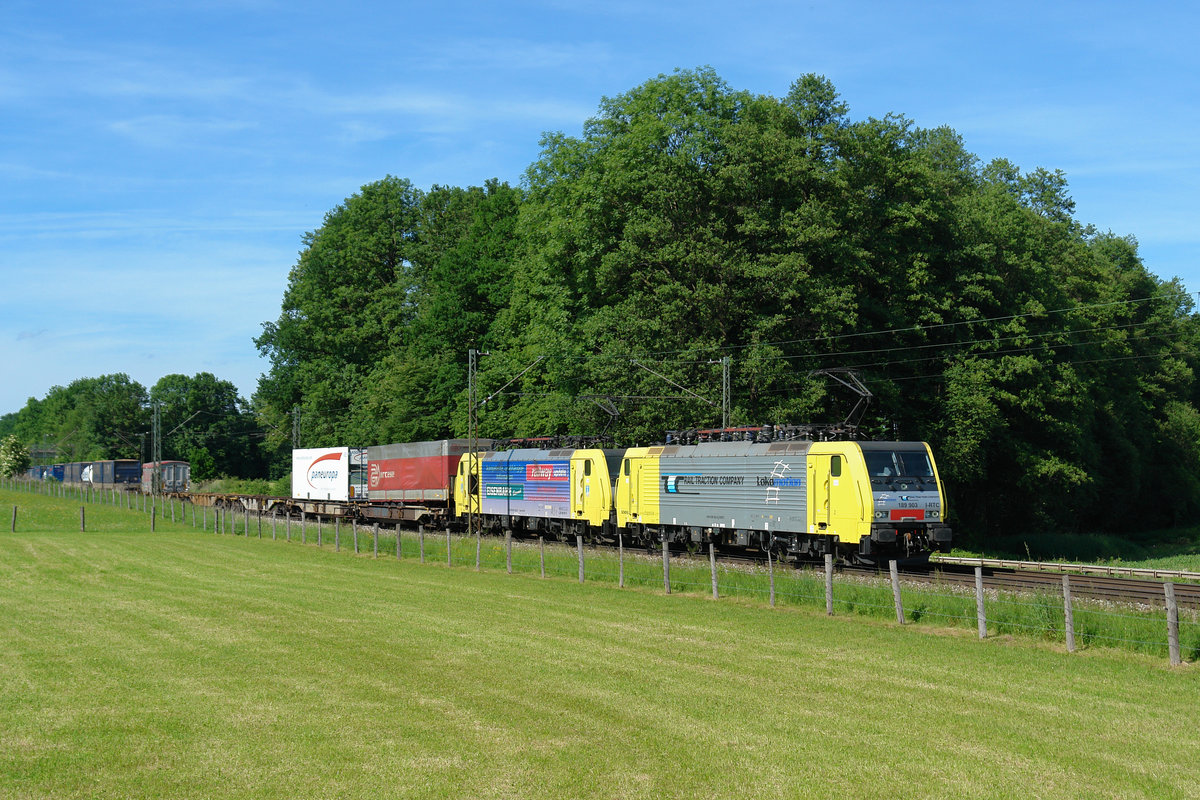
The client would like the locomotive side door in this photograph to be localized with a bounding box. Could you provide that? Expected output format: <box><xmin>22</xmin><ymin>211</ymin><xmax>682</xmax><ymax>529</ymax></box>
<box><xmin>808</xmin><ymin>447</ymin><xmax>866</xmax><ymax>543</ymax></box>
<box><xmin>453</xmin><ymin>453</ymin><xmax>482</xmax><ymax>516</ymax></box>
<box><xmin>571</xmin><ymin>450</ymin><xmax>613</xmax><ymax>527</ymax></box>
<box><xmin>626</xmin><ymin>458</ymin><xmax>638</xmax><ymax>519</ymax></box>
<box><xmin>807</xmin><ymin>456</ymin><xmax>831</xmax><ymax>533</ymax></box>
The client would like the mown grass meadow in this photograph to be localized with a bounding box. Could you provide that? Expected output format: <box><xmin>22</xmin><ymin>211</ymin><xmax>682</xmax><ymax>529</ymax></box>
<box><xmin>1</xmin><ymin>489</ymin><xmax>1198</xmax><ymax>798</ymax></box>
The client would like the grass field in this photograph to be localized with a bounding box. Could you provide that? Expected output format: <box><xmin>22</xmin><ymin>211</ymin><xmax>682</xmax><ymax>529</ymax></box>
<box><xmin>2</xmin><ymin>490</ymin><xmax>1199</xmax><ymax>799</ymax></box>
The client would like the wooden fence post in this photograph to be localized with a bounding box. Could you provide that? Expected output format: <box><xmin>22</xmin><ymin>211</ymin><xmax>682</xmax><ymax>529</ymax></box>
<box><xmin>257</xmin><ymin>510</ymin><xmax>262</xmax><ymax>538</ymax></box>
<box><xmin>506</xmin><ymin>531</ymin><xmax>512</xmax><ymax>574</ymax></box>
<box><xmin>80</xmin><ymin>506</ymin><xmax>85</xmax><ymax>532</ymax></box>
<box><xmin>150</xmin><ymin>506</ymin><xmax>155</xmax><ymax>532</ymax></box>
<box><xmin>710</xmin><ymin>543</ymin><xmax>719</xmax><ymax>600</ymax></box>
<box><xmin>335</xmin><ymin>517</ymin><xmax>340</xmax><ymax>551</ymax></box>
<box><xmin>890</xmin><ymin>561</ymin><xmax>905</xmax><ymax>624</ymax></box>
<box><xmin>419</xmin><ymin>524</ymin><xmax>425</xmax><ymax>563</ymax></box>
<box><xmin>301</xmin><ymin>511</ymin><xmax>307</xmax><ymax>544</ymax></box>
<box><xmin>618</xmin><ymin>533</ymin><xmax>624</xmax><ymax>588</ymax></box>
<box><xmin>396</xmin><ymin>526</ymin><xmax>401</xmax><ymax>560</ymax></box>
<box><xmin>769</xmin><ymin>549</ymin><xmax>776</xmax><ymax>608</ymax></box>
<box><xmin>475</xmin><ymin>531</ymin><xmax>481</xmax><ymax>571</ymax></box>
<box><xmin>353</xmin><ymin>519</ymin><xmax>359</xmax><ymax>554</ymax></box>
<box><xmin>272</xmin><ymin>509</ymin><xmax>277</xmax><ymax>541</ymax></box>
<box><xmin>975</xmin><ymin>567</ymin><xmax>987</xmax><ymax>639</ymax></box>
<box><xmin>662</xmin><ymin>538</ymin><xmax>671</xmax><ymax>594</ymax></box>
<box><xmin>824</xmin><ymin>553</ymin><xmax>833</xmax><ymax>615</ymax></box>
<box><xmin>1063</xmin><ymin>574</ymin><xmax>1076</xmax><ymax>653</ymax></box>
<box><xmin>373</xmin><ymin>523</ymin><xmax>379</xmax><ymax>558</ymax></box>
<box><xmin>244</xmin><ymin>508</ymin><xmax>248</xmax><ymax>538</ymax></box>
<box><xmin>1165</xmin><ymin>582</ymin><xmax>1181</xmax><ymax>666</ymax></box>
<box><xmin>446</xmin><ymin>529</ymin><xmax>451</xmax><ymax>567</ymax></box>
<box><xmin>539</xmin><ymin>536</ymin><xmax>545</xmax><ymax>578</ymax></box>
<box><xmin>10</xmin><ymin>506</ymin><xmax>15</xmax><ymax>533</ymax></box>
<box><xmin>577</xmin><ymin>535</ymin><xmax>585</xmax><ymax>583</ymax></box>
<box><xmin>318</xmin><ymin>516</ymin><xmax>323</xmax><ymax>547</ymax></box>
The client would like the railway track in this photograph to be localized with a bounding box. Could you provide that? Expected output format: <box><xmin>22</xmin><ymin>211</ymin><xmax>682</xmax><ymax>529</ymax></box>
<box><xmin>901</xmin><ymin>563</ymin><xmax>1200</xmax><ymax>610</ymax></box>
<box><xmin>657</xmin><ymin>546</ymin><xmax>1200</xmax><ymax>610</ymax></box>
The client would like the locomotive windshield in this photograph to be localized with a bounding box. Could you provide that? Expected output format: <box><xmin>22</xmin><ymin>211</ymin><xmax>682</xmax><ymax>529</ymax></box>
<box><xmin>863</xmin><ymin>450</ymin><xmax>934</xmax><ymax>479</ymax></box>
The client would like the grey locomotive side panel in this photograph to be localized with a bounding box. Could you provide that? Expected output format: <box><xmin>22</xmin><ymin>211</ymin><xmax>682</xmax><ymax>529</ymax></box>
<box><xmin>657</xmin><ymin>452</ymin><xmax>809</xmax><ymax>533</ymax></box>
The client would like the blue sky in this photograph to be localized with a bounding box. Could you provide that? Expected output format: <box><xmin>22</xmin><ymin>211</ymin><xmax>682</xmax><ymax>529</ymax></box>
<box><xmin>2</xmin><ymin>0</ymin><xmax>1197</xmax><ymax>415</ymax></box>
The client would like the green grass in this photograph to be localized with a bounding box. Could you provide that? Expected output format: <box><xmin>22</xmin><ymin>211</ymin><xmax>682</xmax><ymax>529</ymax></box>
<box><xmin>2</xmin><ymin>487</ymin><xmax>1200</xmax><ymax>798</ymax></box>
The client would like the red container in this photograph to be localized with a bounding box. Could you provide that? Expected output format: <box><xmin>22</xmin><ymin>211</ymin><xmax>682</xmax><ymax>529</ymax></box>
<box><xmin>366</xmin><ymin>440</ymin><xmax>491</xmax><ymax>502</ymax></box>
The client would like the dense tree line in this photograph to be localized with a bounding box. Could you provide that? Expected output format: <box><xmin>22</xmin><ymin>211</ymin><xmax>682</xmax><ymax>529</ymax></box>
<box><xmin>0</xmin><ymin>372</ymin><xmax>265</xmax><ymax>480</ymax></box>
<box><xmin>152</xmin><ymin>69</ymin><xmax>1200</xmax><ymax>537</ymax></box>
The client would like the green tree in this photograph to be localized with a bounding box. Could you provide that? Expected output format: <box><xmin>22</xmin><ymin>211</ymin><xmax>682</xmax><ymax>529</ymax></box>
<box><xmin>149</xmin><ymin>373</ymin><xmax>263</xmax><ymax>478</ymax></box>
<box><xmin>255</xmin><ymin>176</ymin><xmax>424</xmax><ymax>449</ymax></box>
<box><xmin>187</xmin><ymin>446</ymin><xmax>218</xmax><ymax>482</ymax></box>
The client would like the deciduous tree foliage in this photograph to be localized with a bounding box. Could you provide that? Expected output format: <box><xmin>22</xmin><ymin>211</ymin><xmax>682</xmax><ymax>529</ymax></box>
<box><xmin>0</xmin><ymin>372</ymin><xmax>266</xmax><ymax>480</ymax></box>
<box><xmin>0</xmin><ymin>374</ymin><xmax>148</xmax><ymax>462</ymax></box>
<box><xmin>0</xmin><ymin>435</ymin><xmax>31</xmax><ymax>477</ymax></box>
<box><xmin>149</xmin><ymin>373</ymin><xmax>263</xmax><ymax>478</ymax></box>
<box><xmin>252</xmin><ymin>69</ymin><xmax>1200</xmax><ymax>539</ymax></box>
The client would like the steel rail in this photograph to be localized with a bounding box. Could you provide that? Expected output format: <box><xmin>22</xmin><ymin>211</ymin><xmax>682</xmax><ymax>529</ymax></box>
<box><xmin>933</xmin><ymin>554</ymin><xmax>1200</xmax><ymax>583</ymax></box>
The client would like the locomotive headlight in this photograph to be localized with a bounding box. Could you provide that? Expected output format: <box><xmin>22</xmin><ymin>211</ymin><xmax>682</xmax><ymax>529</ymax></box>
<box><xmin>929</xmin><ymin>510</ymin><xmax>940</xmax><ymax>519</ymax></box>
<box><xmin>874</xmin><ymin>510</ymin><xmax>887</xmax><ymax>520</ymax></box>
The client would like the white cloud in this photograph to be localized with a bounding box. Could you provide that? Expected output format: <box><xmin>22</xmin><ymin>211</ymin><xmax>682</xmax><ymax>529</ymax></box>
<box><xmin>106</xmin><ymin>115</ymin><xmax>259</xmax><ymax>149</ymax></box>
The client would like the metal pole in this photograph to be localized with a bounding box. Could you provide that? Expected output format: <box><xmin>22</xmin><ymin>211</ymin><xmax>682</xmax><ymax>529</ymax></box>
<box><xmin>468</xmin><ymin>348</ymin><xmax>478</xmax><ymax>555</ymax></box>
<box><xmin>722</xmin><ymin>356</ymin><xmax>730</xmax><ymax>430</ymax></box>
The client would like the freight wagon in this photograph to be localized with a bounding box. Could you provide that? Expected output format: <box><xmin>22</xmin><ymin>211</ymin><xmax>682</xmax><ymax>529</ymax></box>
<box><xmin>142</xmin><ymin>461</ymin><xmax>191</xmax><ymax>493</ymax></box>
<box><xmin>88</xmin><ymin>459</ymin><xmax>141</xmax><ymax>485</ymax></box>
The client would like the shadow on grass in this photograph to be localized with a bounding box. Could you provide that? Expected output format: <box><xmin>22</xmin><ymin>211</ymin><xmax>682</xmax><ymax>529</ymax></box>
<box><xmin>958</xmin><ymin>526</ymin><xmax>1200</xmax><ymax>567</ymax></box>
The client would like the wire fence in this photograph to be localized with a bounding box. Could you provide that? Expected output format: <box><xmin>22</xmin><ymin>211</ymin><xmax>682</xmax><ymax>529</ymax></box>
<box><xmin>4</xmin><ymin>476</ymin><xmax>1197</xmax><ymax>666</ymax></box>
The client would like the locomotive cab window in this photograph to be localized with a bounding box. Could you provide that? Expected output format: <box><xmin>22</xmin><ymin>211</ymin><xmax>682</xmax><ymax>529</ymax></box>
<box><xmin>864</xmin><ymin>450</ymin><xmax>934</xmax><ymax>479</ymax></box>
<box><xmin>623</xmin><ymin>460</ymin><xmax>629</xmax><ymax>476</ymax></box>
<box><xmin>831</xmin><ymin>455</ymin><xmax>841</xmax><ymax>477</ymax></box>
<box><xmin>584</xmin><ymin>460</ymin><xmax>592</xmax><ymax>476</ymax></box>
